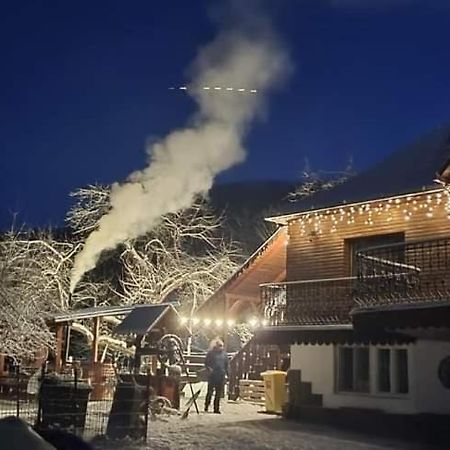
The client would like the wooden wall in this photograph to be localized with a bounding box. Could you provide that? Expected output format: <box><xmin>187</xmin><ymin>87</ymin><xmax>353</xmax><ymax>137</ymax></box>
<box><xmin>286</xmin><ymin>190</ymin><xmax>450</xmax><ymax>281</ymax></box>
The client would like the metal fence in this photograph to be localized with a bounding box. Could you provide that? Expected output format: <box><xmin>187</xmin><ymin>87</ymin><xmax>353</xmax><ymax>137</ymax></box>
<box><xmin>355</xmin><ymin>236</ymin><xmax>450</xmax><ymax>308</ymax></box>
<box><xmin>0</xmin><ymin>363</ymin><xmax>152</xmax><ymax>442</ymax></box>
<box><xmin>261</xmin><ymin>277</ymin><xmax>355</xmax><ymax>326</ymax></box>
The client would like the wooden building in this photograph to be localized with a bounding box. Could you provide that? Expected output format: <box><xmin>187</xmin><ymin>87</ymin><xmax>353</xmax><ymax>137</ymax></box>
<box><xmin>226</xmin><ymin>124</ymin><xmax>450</xmax><ymax>420</ymax></box>
<box><xmin>197</xmin><ymin>227</ymin><xmax>287</xmax><ymax>321</ymax></box>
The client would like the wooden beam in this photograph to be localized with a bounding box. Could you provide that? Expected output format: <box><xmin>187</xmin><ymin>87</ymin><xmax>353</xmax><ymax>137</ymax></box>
<box><xmin>92</xmin><ymin>316</ymin><xmax>100</xmax><ymax>363</ymax></box>
<box><xmin>55</xmin><ymin>323</ymin><xmax>64</xmax><ymax>373</ymax></box>
<box><xmin>223</xmin><ymin>295</ymin><xmax>230</xmax><ymax>352</ymax></box>
<box><xmin>64</xmin><ymin>325</ymin><xmax>71</xmax><ymax>363</ymax></box>
<box><xmin>0</xmin><ymin>354</ymin><xmax>5</xmax><ymax>376</ymax></box>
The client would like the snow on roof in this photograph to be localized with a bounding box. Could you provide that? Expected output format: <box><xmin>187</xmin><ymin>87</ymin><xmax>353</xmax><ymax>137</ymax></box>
<box><xmin>269</xmin><ymin>121</ymin><xmax>450</xmax><ymax>220</ymax></box>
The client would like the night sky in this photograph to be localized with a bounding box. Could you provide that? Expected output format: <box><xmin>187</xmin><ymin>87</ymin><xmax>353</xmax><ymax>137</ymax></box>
<box><xmin>1</xmin><ymin>0</ymin><xmax>450</xmax><ymax>229</ymax></box>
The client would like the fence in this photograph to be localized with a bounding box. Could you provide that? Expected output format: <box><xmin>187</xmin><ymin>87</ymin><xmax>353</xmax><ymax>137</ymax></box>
<box><xmin>355</xmin><ymin>236</ymin><xmax>450</xmax><ymax>308</ymax></box>
<box><xmin>261</xmin><ymin>277</ymin><xmax>355</xmax><ymax>326</ymax></box>
<box><xmin>0</xmin><ymin>363</ymin><xmax>152</xmax><ymax>442</ymax></box>
<box><xmin>228</xmin><ymin>339</ymin><xmax>288</xmax><ymax>401</ymax></box>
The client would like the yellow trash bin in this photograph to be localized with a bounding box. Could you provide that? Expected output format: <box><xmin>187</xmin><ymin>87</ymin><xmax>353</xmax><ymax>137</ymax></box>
<box><xmin>261</xmin><ymin>370</ymin><xmax>287</xmax><ymax>414</ymax></box>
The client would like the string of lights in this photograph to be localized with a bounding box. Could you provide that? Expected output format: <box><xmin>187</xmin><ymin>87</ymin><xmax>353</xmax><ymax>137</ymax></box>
<box><xmin>179</xmin><ymin>316</ymin><xmax>268</xmax><ymax>328</ymax></box>
<box><xmin>292</xmin><ymin>189</ymin><xmax>450</xmax><ymax>237</ymax></box>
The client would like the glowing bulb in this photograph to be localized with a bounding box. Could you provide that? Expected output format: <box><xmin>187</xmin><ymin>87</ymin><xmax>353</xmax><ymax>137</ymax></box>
<box><xmin>180</xmin><ymin>317</ymin><xmax>188</xmax><ymax>325</ymax></box>
<box><xmin>192</xmin><ymin>318</ymin><xmax>200</xmax><ymax>325</ymax></box>
<box><xmin>215</xmin><ymin>319</ymin><xmax>223</xmax><ymax>327</ymax></box>
<box><xmin>226</xmin><ymin>319</ymin><xmax>235</xmax><ymax>327</ymax></box>
<box><xmin>248</xmin><ymin>318</ymin><xmax>259</xmax><ymax>328</ymax></box>
<box><xmin>204</xmin><ymin>318</ymin><xmax>211</xmax><ymax>326</ymax></box>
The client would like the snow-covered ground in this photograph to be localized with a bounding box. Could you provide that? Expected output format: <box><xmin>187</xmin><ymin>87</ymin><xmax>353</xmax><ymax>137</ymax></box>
<box><xmin>95</xmin><ymin>400</ymin><xmax>429</xmax><ymax>450</ymax></box>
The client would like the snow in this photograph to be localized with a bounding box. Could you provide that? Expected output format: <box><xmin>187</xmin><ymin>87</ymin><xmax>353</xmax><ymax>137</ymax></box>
<box><xmin>94</xmin><ymin>400</ymin><xmax>423</xmax><ymax>450</ymax></box>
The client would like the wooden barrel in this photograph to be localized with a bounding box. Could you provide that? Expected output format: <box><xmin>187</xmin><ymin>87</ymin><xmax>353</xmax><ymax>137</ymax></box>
<box><xmin>83</xmin><ymin>362</ymin><xmax>116</xmax><ymax>401</ymax></box>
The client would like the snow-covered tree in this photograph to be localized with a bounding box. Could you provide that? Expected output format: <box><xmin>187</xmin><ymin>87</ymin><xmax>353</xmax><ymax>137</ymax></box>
<box><xmin>0</xmin><ymin>185</ymin><xmax>240</xmax><ymax>359</ymax></box>
<box><xmin>288</xmin><ymin>157</ymin><xmax>355</xmax><ymax>202</ymax></box>
<box><xmin>67</xmin><ymin>185</ymin><xmax>240</xmax><ymax>313</ymax></box>
<box><xmin>0</xmin><ymin>224</ymin><xmax>116</xmax><ymax>359</ymax></box>
<box><xmin>0</xmin><ymin>229</ymin><xmax>71</xmax><ymax>359</ymax></box>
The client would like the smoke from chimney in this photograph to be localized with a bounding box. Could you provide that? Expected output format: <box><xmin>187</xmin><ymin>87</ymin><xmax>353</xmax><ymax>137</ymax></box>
<box><xmin>70</xmin><ymin>4</ymin><xmax>290</xmax><ymax>293</ymax></box>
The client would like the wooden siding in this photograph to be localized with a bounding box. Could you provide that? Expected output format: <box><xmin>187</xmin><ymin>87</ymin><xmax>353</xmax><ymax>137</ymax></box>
<box><xmin>228</xmin><ymin>230</ymin><xmax>287</xmax><ymax>298</ymax></box>
<box><xmin>287</xmin><ymin>190</ymin><xmax>450</xmax><ymax>281</ymax></box>
<box><xmin>198</xmin><ymin>227</ymin><xmax>287</xmax><ymax>319</ymax></box>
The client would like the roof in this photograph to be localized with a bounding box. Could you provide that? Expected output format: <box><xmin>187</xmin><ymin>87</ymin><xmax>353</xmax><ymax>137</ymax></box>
<box><xmin>269</xmin><ymin>121</ymin><xmax>450</xmax><ymax>220</ymax></box>
<box><xmin>114</xmin><ymin>304</ymin><xmax>180</xmax><ymax>335</ymax></box>
<box><xmin>52</xmin><ymin>305</ymin><xmax>134</xmax><ymax>323</ymax></box>
<box><xmin>197</xmin><ymin>227</ymin><xmax>287</xmax><ymax>315</ymax></box>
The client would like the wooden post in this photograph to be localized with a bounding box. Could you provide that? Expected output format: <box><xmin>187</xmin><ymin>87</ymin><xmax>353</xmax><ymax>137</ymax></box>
<box><xmin>55</xmin><ymin>323</ymin><xmax>64</xmax><ymax>373</ymax></box>
<box><xmin>64</xmin><ymin>324</ymin><xmax>71</xmax><ymax>364</ymax></box>
<box><xmin>223</xmin><ymin>294</ymin><xmax>231</xmax><ymax>352</ymax></box>
<box><xmin>92</xmin><ymin>316</ymin><xmax>100</xmax><ymax>363</ymax></box>
<box><xmin>0</xmin><ymin>354</ymin><xmax>5</xmax><ymax>376</ymax></box>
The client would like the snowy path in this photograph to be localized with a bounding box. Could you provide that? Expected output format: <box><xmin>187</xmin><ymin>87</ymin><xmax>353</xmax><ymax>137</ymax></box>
<box><xmin>96</xmin><ymin>401</ymin><xmax>431</xmax><ymax>450</ymax></box>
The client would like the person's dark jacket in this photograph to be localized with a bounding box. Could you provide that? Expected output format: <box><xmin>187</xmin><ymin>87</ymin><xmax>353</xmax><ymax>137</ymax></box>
<box><xmin>205</xmin><ymin>349</ymin><xmax>228</xmax><ymax>382</ymax></box>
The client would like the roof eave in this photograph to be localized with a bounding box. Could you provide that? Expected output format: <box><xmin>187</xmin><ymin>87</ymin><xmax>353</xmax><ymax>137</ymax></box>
<box><xmin>264</xmin><ymin>186</ymin><xmax>443</xmax><ymax>225</ymax></box>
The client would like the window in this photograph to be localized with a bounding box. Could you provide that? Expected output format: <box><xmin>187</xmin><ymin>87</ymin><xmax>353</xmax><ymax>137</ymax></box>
<box><xmin>378</xmin><ymin>349</ymin><xmax>391</xmax><ymax>392</ymax></box>
<box><xmin>338</xmin><ymin>347</ymin><xmax>370</xmax><ymax>393</ymax></box>
<box><xmin>337</xmin><ymin>346</ymin><xmax>409</xmax><ymax>395</ymax></box>
<box><xmin>346</xmin><ymin>232</ymin><xmax>405</xmax><ymax>276</ymax></box>
<box><xmin>377</xmin><ymin>348</ymin><xmax>409</xmax><ymax>394</ymax></box>
<box><xmin>396</xmin><ymin>349</ymin><xmax>409</xmax><ymax>394</ymax></box>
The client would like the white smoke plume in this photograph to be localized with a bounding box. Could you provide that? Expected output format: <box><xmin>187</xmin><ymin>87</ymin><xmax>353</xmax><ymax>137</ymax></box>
<box><xmin>70</xmin><ymin>3</ymin><xmax>290</xmax><ymax>293</ymax></box>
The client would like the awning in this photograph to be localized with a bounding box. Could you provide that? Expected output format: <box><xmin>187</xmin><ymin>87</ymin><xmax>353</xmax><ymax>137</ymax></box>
<box><xmin>255</xmin><ymin>324</ymin><xmax>414</xmax><ymax>346</ymax></box>
<box><xmin>352</xmin><ymin>301</ymin><xmax>450</xmax><ymax>331</ymax></box>
<box><xmin>52</xmin><ymin>305</ymin><xmax>134</xmax><ymax>323</ymax></box>
<box><xmin>114</xmin><ymin>304</ymin><xmax>186</xmax><ymax>335</ymax></box>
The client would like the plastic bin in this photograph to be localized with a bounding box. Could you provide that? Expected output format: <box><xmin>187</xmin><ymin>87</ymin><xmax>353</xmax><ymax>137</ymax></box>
<box><xmin>261</xmin><ymin>370</ymin><xmax>287</xmax><ymax>414</ymax></box>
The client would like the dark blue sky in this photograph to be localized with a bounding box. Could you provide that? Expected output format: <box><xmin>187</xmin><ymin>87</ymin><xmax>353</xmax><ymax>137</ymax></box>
<box><xmin>1</xmin><ymin>0</ymin><xmax>450</xmax><ymax>229</ymax></box>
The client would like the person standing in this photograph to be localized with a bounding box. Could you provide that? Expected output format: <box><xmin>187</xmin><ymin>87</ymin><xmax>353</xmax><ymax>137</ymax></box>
<box><xmin>204</xmin><ymin>338</ymin><xmax>228</xmax><ymax>413</ymax></box>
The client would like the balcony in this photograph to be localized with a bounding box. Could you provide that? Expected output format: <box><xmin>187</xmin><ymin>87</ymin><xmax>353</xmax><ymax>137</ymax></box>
<box><xmin>355</xmin><ymin>236</ymin><xmax>450</xmax><ymax>309</ymax></box>
<box><xmin>262</xmin><ymin>237</ymin><xmax>450</xmax><ymax>327</ymax></box>
<box><xmin>261</xmin><ymin>277</ymin><xmax>355</xmax><ymax>326</ymax></box>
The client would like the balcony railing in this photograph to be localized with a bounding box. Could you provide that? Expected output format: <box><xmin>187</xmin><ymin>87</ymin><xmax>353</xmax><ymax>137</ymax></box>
<box><xmin>355</xmin><ymin>236</ymin><xmax>450</xmax><ymax>308</ymax></box>
<box><xmin>261</xmin><ymin>277</ymin><xmax>355</xmax><ymax>326</ymax></box>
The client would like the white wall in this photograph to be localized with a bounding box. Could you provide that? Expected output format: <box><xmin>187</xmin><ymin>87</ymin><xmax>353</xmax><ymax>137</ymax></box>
<box><xmin>290</xmin><ymin>344</ymin><xmax>334</xmax><ymax>396</ymax></box>
<box><xmin>290</xmin><ymin>343</ymin><xmax>434</xmax><ymax>414</ymax></box>
<box><xmin>411</xmin><ymin>339</ymin><xmax>450</xmax><ymax>414</ymax></box>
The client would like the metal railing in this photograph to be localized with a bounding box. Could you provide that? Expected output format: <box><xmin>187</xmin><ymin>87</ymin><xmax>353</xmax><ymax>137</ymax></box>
<box><xmin>355</xmin><ymin>236</ymin><xmax>450</xmax><ymax>308</ymax></box>
<box><xmin>261</xmin><ymin>277</ymin><xmax>356</xmax><ymax>326</ymax></box>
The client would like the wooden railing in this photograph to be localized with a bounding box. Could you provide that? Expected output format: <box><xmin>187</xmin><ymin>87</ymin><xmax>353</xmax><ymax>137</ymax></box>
<box><xmin>261</xmin><ymin>277</ymin><xmax>355</xmax><ymax>326</ymax></box>
<box><xmin>228</xmin><ymin>339</ymin><xmax>286</xmax><ymax>400</ymax></box>
<box><xmin>355</xmin><ymin>236</ymin><xmax>450</xmax><ymax>308</ymax></box>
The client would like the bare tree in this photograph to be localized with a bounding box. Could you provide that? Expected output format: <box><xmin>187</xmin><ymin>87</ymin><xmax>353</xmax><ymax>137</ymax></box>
<box><xmin>287</xmin><ymin>157</ymin><xmax>355</xmax><ymax>202</ymax></box>
<box><xmin>67</xmin><ymin>186</ymin><xmax>241</xmax><ymax>313</ymax></box>
<box><xmin>0</xmin><ymin>229</ymin><xmax>72</xmax><ymax>359</ymax></box>
<box><xmin>66</xmin><ymin>184</ymin><xmax>110</xmax><ymax>238</ymax></box>
<box><xmin>0</xmin><ymin>225</ymin><xmax>114</xmax><ymax>359</ymax></box>
<box><xmin>0</xmin><ymin>185</ymin><xmax>240</xmax><ymax>360</ymax></box>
